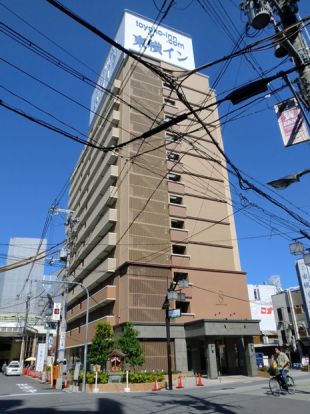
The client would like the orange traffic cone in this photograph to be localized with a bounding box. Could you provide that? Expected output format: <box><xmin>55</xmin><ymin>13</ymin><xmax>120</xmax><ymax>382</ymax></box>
<box><xmin>152</xmin><ymin>378</ymin><xmax>160</xmax><ymax>391</ymax></box>
<box><xmin>176</xmin><ymin>374</ymin><xmax>184</xmax><ymax>389</ymax></box>
<box><xmin>196</xmin><ymin>373</ymin><xmax>204</xmax><ymax>386</ymax></box>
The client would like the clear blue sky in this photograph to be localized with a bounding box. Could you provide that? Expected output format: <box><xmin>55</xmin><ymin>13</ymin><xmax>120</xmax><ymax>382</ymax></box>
<box><xmin>0</xmin><ymin>0</ymin><xmax>309</xmax><ymax>289</ymax></box>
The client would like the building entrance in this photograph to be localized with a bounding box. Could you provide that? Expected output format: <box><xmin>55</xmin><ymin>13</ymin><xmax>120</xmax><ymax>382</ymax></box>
<box><xmin>215</xmin><ymin>338</ymin><xmax>243</xmax><ymax>375</ymax></box>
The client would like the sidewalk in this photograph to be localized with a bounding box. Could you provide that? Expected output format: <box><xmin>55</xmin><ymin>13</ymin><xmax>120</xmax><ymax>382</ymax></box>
<box><xmin>170</xmin><ymin>370</ymin><xmax>310</xmax><ymax>390</ymax></box>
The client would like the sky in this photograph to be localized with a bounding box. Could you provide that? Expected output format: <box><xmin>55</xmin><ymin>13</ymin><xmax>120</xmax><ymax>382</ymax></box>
<box><xmin>0</xmin><ymin>0</ymin><xmax>309</xmax><ymax>290</ymax></box>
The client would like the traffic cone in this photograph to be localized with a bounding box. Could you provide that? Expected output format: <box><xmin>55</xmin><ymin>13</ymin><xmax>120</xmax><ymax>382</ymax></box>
<box><xmin>176</xmin><ymin>374</ymin><xmax>184</xmax><ymax>389</ymax></box>
<box><xmin>196</xmin><ymin>373</ymin><xmax>204</xmax><ymax>386</ymax></box>
<box><xmin>152</xmin><ymin>378</ymin><xmax>160</xmax><ymax>391</ymax></box>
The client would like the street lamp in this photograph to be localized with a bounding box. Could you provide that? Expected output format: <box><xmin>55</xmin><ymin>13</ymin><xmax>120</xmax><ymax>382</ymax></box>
<box><xmin>267</xmin><ymin>169</ymin><xmax>310</xmax><ymax>189</ymax></box>
<box><xmin>35</xmin><ymin>279</ymin><xmax>89</xmax><ymax>393</ymax></box>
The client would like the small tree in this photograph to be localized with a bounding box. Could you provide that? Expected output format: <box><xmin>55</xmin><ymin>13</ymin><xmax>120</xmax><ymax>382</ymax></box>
<box><xmin>88</xmin><ymin>321</ymin><xmax>114</xmax><ymax>370</ymax></box>
<box><xmin>117</xmin><ymin>322</ymin><xmax>144</xmax><ymax>370</ymax></box>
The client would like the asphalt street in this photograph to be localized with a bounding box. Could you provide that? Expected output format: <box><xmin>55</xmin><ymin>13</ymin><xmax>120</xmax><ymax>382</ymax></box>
<box><xmin>1</xmin><ymin>371</ymin><xmax>310</xmax><ymax>414</ymax></box>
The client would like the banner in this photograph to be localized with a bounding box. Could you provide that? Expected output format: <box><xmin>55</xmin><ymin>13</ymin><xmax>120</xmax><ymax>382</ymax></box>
<box><xmin>296</xmin><ymin>259</ymin><xmax>310</xmax><ymax>329</ymax></box>
<box><xmin>274</xmin><ymin>98</ymin><xmax>309</xmax><ymax>146</ymax></box>
<box><xmin>35</xmin><ymin>343</ymin><xmax>46</xmax><ymax>372</ymax></box>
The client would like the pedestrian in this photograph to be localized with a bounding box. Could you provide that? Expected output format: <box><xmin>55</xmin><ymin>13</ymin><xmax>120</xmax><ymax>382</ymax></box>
<box><xmin>275</xmin><ymin>347</ymin><xmax>290</xmax><ymax>387</ymax></box>
<box><xmin>2</xmin><ymin>362</ymin><xmax>7</xmax><ymax>374</ymax></box>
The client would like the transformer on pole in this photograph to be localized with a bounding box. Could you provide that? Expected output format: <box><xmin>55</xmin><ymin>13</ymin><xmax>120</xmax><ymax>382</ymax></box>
<box><xmin>241</xmin><ymin>0</ymin><xmax>310</xmax><ymax>110</ymax></box>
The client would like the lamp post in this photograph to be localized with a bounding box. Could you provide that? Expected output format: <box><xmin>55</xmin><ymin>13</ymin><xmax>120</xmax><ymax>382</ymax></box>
<box><xmin>36</xmin><ymin>280</ymin><xmax>89</xmax><ymax>393</ymax></box>
<box><xmin>267</xmin><ymin>169</ymin><xmax>310</xmax><ymax>189</ymax></box>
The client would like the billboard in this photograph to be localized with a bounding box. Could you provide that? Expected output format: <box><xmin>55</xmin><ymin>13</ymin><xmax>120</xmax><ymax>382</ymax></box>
<box><xmin>123</xmin><ymin>11</ymin><xmax>195</xmax><ymax>70</ymax></box>
<box><xmin>274</xmin><ymin>98</ymin><xmax>309</xmax><ymax>146</ymax></box>
<box><xmin>90</xmin><ymin>11</ymin><xmax>195</xmax><ymax>125</ymax></box>
<box><xmin>295</xmin><ymin>259</ymin><xmax>310</xmax><ymax>329</ymax></box>
<box><xmin>248</xmin><ymin>284</ymin><xmax>277</xmax><ymax>331</ymax></box>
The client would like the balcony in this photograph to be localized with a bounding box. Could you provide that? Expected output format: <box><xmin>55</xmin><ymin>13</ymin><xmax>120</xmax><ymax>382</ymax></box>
<box><xmin>66</xmin><ymin>316</ymin><xmax>116</xmax><ymax>347</ymax></box>
<box><xmin>110</xmin><ymin>110</ymin><xmax>120</xmax><ymax>126</ymax></box>
<box><xmin>73</xmin><ymin>232</ymin><xmax>117</xmax><ymax>278</ymax></box>
<box><xmin>69</xmin><ymin>128</ymin><xmax>119</xmax><ymax>208</ymax></box>
<box><xmin>71</xmin><ymin>161</ymin><xmax>118</xmax><ymax>222</ymax></box>
<box><xmin>68</xmin><ymin>257</ymin><xmax>117</xmax><ymax>303</ymax></box>
<box><xmin>75</xmin><ymin>208</ymin><xmax>117</xmax><ymax>254</ymax></box>
<box><xmin>67</xmin><ymin>285</ymin><xmax>116</xmax><ymax>323</ymax></box>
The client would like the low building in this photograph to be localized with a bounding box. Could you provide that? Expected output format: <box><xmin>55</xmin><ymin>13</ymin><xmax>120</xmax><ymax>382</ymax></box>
<box><xmin>272</xmin><ymin>287</ymin><xmax>310</xmax><ymax>364</ymax></box>
<box><xmin>248</xmin><ymin>283</ymin><xmax>280</xmax><ymax>364</ymax></box>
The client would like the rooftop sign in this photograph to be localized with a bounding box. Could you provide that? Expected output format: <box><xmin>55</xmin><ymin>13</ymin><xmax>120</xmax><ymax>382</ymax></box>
<box><xmin>90</xmin><ymin>11</ymin><xmax>195</xmax><ymax>125</ymax></box>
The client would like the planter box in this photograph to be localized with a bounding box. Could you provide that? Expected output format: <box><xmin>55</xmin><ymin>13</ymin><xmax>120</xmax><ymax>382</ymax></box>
<box><xmin>82</xmin><ymin>381</ymin><xmax>166</xmax><ymax>393</ymax></box>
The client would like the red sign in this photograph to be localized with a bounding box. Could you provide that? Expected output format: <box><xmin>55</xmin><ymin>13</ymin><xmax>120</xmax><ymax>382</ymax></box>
<box><xmin>261</xmin><ymin>306</ymin><xmax>273</xmax><ymax>315</ymax></box>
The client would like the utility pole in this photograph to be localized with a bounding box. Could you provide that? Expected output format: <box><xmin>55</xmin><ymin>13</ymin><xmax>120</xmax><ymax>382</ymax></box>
<box><xmin>162</xmin><ymin>278</ymin><xmax>189</xmax><ymax>390</ymax></box>
<box><xmin>19</xmin><ymin>294</ymin><xmax>31</xmax><ymax>368</ymax></box>
<box><xmin>241</xmin><ymin>0</ymin><xmax>310</xmax><ymax>109</ymax></box>
<box><xmin>49</xmin><ymin>207</ymin><xmax>79</xmax><ymax>364</ymax></box>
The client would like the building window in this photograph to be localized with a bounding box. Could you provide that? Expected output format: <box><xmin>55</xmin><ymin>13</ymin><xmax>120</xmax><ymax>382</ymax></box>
<box><xmin>166</xmin><ymin>152</ymin><xmax>180</xmax><ymax>161</ymax></box>
<box><xmin>164</xmin><ymin>98</ymin><xmax>176</xmax><ymax>106</ymax></box>
<box><xmin>163</xmin><ymin>81</ymin><xmax>171</xmax><ymax>89</ymax></box>
<box><xmin>172</xmin><ymin>244</ymin><xmax>186</xmax><ymax>255</ymax></box>
<box><xmin>171</xmin><ymin>219</ymin><xmax>184</xmax><ymax>229</ymax></box>
<box><xmin>165</xmin><ymin>134</ymin><xmax>179</xmax><ymax>143</ymax></box>
<box><xmin>174</xmin><ymin>272</ymin><xmax>188</xmax><ymax>282</ymax></box>
<box><xmin>281</xmin><ymin>330</ymin><xmax>287</xmax><ymax>344</ymax></box>
<box><xmin>167</xmin><ymin>173</ymin><xmax>181</xmax><ymax>182</ymax></box>
<box><xmin>169</xmin><ymin>195</ymin><xmax>183</xmax><ymax>205</ymax></box>
<box><xmin>253</xmin><ymin>288</ymin><xmax>260</xmax><ymax>301</ymax></box>
<box><xmin>294</xmin><ymin>305</ymin><xmax>304</xmax><ymax>314</ymax></box>
<box><xmin>277</xmin><ymin>308</ymin><xmax>283</xmax><ymax>321</ymax></box>
<box><xmin>176</xmin><ymin>301</ymin><xmax>190</xmax><ymax>313</ymax></box>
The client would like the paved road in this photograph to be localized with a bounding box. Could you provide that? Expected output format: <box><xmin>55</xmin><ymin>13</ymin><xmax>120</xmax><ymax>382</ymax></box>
<box><xmin>0</xmin><ymin>372</ymin><xmax>60</xmax><ymax>397</ymax></box>
<box><xmin>1</xmin><ymin>372</ymin><xmax>309</xmax><ymax>413</ymax></box>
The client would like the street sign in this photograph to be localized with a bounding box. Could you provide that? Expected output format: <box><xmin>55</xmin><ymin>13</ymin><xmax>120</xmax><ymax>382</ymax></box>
<box><xmin>168</xmin><ymin>309</ymin><xmax>181</xmax><ymax>319</ymax></box>
<box><xmin>52</xmin><ymin>303</ymin><xmax>61</xmax><ymax>321</ymax></box>
<box><xmin>44</xmin><ymin>322</ymin><xmax>57</xmax><ymax>330</ymax></box>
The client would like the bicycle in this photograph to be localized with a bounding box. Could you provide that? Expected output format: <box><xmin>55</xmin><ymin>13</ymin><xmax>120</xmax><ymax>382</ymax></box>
<box><xmin>269</xmin><ymin>372</ymin><xmax>296</xmax><ymax>396</ymax></box>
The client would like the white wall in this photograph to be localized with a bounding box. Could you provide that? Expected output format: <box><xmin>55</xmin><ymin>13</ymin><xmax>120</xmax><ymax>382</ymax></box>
<box><xmin>248</xmin><ymin>284</ymin><xmax>278</xmax><ymax>332</ymax></box>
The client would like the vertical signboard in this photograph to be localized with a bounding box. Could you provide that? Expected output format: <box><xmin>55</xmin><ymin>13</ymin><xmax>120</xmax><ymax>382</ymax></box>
<box><xmin>35</xmin><ymin>343</ymin><xmax>46</xmax><ymax>372</ymax></box>
<box><xmin>52</xmin><ymin>303</ymin><xmax>61</xmax><ymax>321</ymax></box>
<box><xmin>274</xmin><ymin>98</ymin><xmax>309</xmax><ymax>146</ymax></box>
<box><xmin>90</xmin><ymin>11</ymin><xmax>195</xmax><ymax>125</ymax></box>
<box><xmin>295</xmin><ymin>259</ymin><xmax>310</xmax><ymax>329</ymax></box>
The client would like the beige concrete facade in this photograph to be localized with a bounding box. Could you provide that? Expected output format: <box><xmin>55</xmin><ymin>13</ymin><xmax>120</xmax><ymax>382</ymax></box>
<box><xmin>65</xmin><ymin>55</ymin><xmax>259</xmax><ymax>377</ymax></box>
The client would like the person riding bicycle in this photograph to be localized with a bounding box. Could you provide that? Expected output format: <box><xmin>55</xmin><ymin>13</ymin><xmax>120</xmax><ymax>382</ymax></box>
<box><xmin>275</xmin><ymin>347</ymin><xmax>290</xmax><ymax>388</ymax></box>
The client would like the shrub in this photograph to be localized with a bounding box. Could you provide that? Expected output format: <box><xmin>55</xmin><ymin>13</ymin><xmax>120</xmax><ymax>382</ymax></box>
<box><xmin>78</xmin><ymin>371</ymin><xmax>96</xmax><ymax>384</ymax></box>
<box><xmin>126</xmin><ymin>371</ymin><xmax>165</xmax><ymax>383</ymax></box>
<box><xmin>98</xmin><ymin>371</ymin><xmax>109</xmax><ymax>384</ymax></box>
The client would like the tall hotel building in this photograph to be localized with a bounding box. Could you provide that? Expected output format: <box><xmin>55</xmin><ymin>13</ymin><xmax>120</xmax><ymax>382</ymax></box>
<box><xmin>65</xmin><ymin>11</ymin><xmax>259</xmax><ymax>377</ymax></box>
